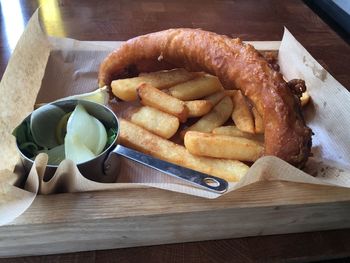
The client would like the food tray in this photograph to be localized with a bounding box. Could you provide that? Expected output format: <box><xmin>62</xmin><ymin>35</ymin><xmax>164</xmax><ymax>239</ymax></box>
<box><xmin>1</xmin><ymin>11</ymin><xmax>350</xmax><ymax>258</ymax></box>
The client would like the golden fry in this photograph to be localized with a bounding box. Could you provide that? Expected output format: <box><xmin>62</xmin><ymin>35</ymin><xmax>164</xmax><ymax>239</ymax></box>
<box><xmin>204</xmin><ymin>91</ymin><xmax>227</xmax><ymax>106</ymax></box>
<box><xmin>251</xmin><ymin>107</ymin><xmax>264</xmax><ymax>134</ymax></box>
<box><xmin>119</xmin><ymin>119</ymin><xmax>249</xmax><ymax>182</ymax></box>
<box><xmin>168</xmin><ymin>74</ymin><xmax>223</xmax><ymax>100</ymax></box>
<box><xmin>224</xmin><ymin>90</ymin><xmax>235</xmax><ymax>97</ymax></box>
<box><xmin>231</xmin><ymin>90</ymin><xmax>255</xmax><ymax>134</ymax></box>
<box><xmin>183</xmin><ymin>96</ymin><xmax>233</xmax><ymax>135</ymax></box>
<box><xmin>184</xmin><ymin>131</ymin><xmax>264</xmax><ymax>162</ymax></box>
<box><xmin>129</xmin><ymin>106</ymin><xmax>179</xmax><ymax>139</ymax></box>
<box><xmin>213</xmin><ymin>125</ymin><xmax>264</xmax><ymax>142</ymax></box>
<box><xmin>185</xmin><ymin>100</ymin><xmax>213</xmax><ymax>118</ymax></box>
<box><xmin>111</xmin><ymin>68</ymin><xmax>196</xmax><ymax>101</ymax></box>
<box><xmin>137</xmin><ymin>84</ymin><xmax>188</xmax><ymax>123</ymax></box>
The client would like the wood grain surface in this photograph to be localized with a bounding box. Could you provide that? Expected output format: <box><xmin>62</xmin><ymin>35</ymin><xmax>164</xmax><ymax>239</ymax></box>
<box><xmin>1</xmin><ymin>0</ymin><xmax>350</xmax><ymax>262</ymax></box>
<box><xmin>2</xmin><ymin>181</ymin><xmax>350</xmax><ymax>261</ymax></box>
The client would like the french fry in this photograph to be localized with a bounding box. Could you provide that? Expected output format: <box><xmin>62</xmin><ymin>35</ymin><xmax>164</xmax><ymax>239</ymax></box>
<box><xmin>213</xmin><ymin>125</ymin><xmax>264</xmax><ymax>142</ymax></box>
<box><xmin>129</xmin><ymin>106</ymin><xmax>179</xmax><ymax>139</ymax></box>
<box><xmin>185</xmin><ymin>100</ymin><xmax>213</xmax><ymax>118</ymax></box>
<box><xmin>300</xmin><ymin>91</ymin><xmax>310</xmax><ymax>107</ymax></box>
<box><xmin>137</xmin><ymin>84</ymin><xmax>189</xmax><ymax>122</ymax></box>
<box><xmin>119</xmin><ymin>119</ymin><xmax>249</xmax><ymax>182</ymax></box>
<box><xmin>251</xmin><ymin>107</ymin><xmax>264</xmax><ymax>134</ymax></box>
<box><xmin>111</xmin><ymin>68</ymin><xmax>196</xmax><ymax>101</ymax></box>
<box><xmin>184</xmin><ymin>131</ymin><xmax>264</xmax><ymax>162</ymax></box>
<box><xmin>224</xmin><ymin>90</ymin><xmax>235</xmax><ymax>97</ymax></box>
<box><xmin>205</xmin><ymin>91</ymin><xmax>226</xmax><ymax>106</ymax></box>
<box><xmin>168</xmin><ymin>74</ymin><xmax>223</xmax><ymax>100</ymax></box>
<box><xmin>183</xmin><ymin>96</ymin><xmax>233</xmax><ymax>135</ymax></box>
<box><xmin>138</xmin><ymin>68</ymin><xmax>198</xmax><ymax>80</ymax></box>
<box><xmin>231</xmin><ymin>90</ymin><xmax>255</xmax><ymax>134</ymax></box>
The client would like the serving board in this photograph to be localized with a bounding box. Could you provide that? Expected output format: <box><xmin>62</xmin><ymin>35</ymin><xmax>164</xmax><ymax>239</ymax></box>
<box><xmin>1</xmin><ymin>180</ymin><xmax>350</xmax><ymax>257</ymax></box>
<box><xmin>2</xmin><ymin>12</ymin><xmax>350</xmax><ymax>258</ymax></box>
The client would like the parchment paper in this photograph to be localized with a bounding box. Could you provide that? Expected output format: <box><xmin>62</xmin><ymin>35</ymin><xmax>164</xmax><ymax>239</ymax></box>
<box><xmin>1</xmin><ymin>10</ymin><xmax>350</xmax><ymax>225</ymax></box>
<box><xmin>0</xmin><ymin>10</ymin><xmax>50</xmax><ymax>225</ymax></box>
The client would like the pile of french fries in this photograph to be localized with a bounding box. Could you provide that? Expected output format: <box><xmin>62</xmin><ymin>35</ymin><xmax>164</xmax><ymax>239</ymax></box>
<box><xmin>112</xmin><ymin>68</ymin><xmax>309</xmax><ymax>182</ymax></box>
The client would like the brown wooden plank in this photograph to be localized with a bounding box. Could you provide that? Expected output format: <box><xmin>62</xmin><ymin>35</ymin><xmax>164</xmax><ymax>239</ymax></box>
<box><xmin>1</xmin><ymin>181</ymin><xmax>350</xmax><ymax>257</ymax></box>
<box><xmin>8</xmin><ymin>181</ymin><xmax>350</xmax><ymax>225</ymax></box>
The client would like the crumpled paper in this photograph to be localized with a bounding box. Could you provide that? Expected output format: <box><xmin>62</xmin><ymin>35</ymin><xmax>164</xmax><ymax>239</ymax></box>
<box><xmin>1</xmin><ymin>10</ymin><xmax>350</xmax><ymax>225</ymax></box>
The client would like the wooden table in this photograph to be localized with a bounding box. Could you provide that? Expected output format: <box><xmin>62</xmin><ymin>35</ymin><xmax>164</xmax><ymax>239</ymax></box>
<box><xmin>1</xmin><ymin>0</ymin><xmax>350</xmax><ymax>262</ymax></box>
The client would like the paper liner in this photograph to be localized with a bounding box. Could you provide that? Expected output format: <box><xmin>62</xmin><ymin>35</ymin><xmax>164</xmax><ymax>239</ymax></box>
<box><xmin>1</xmin><ymin>10</ymin><xmax>350</xmax><ymax>225</ymax></box>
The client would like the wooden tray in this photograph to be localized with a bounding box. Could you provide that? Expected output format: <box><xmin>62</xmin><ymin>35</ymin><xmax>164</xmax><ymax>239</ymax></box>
<box><xmin>1</xmin><ymin>180</ymin><xmax>350</xmax><ymax>257</ymax></box>
<box><xmin>1</xmin><ymin>14</ymin><xmax>350</xmax><ymax>257</ymax></box>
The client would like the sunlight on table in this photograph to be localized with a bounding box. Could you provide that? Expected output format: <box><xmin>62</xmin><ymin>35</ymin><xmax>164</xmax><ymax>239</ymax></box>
<box><xmin>38</xmin><ymin>0</ymin><xmax>66</xmax><ymax>36</ymax></box>
<box><xmin>0</xmin><ymin>0</ymin><xmax>25</xmax><ymax>52</ymax></box>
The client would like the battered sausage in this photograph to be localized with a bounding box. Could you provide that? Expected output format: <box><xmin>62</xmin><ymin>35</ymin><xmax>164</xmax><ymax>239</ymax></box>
<box><xmin>98</xmin><ymin>28</ymin><xmax>312</xmax><ymax>168</ymax></box>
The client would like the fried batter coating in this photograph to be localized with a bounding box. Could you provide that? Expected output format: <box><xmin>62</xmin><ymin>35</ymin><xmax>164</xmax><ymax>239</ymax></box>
<box><xmin>98</xmin><ymin>29</ymin><xmax>312</xmax><ymax>167</ymax></box>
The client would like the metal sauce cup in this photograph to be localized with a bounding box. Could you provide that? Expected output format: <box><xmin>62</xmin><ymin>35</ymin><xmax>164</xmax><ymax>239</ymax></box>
<box><xmin>16</xmin><ymin>99</ymin><xmax>228</xmax><ymax>193</ymax></box>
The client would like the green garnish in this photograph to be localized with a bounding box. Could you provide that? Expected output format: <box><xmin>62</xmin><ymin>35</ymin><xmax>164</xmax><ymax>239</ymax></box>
<box><xmin>13</xmin><ymin>119</ymin><xmax>44</xmax><ymax>158</ymax></box>
<box><xmin>106</xmin><ymin>127</ymin><xmax>118</xmax><ymax>149</ymax></box>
